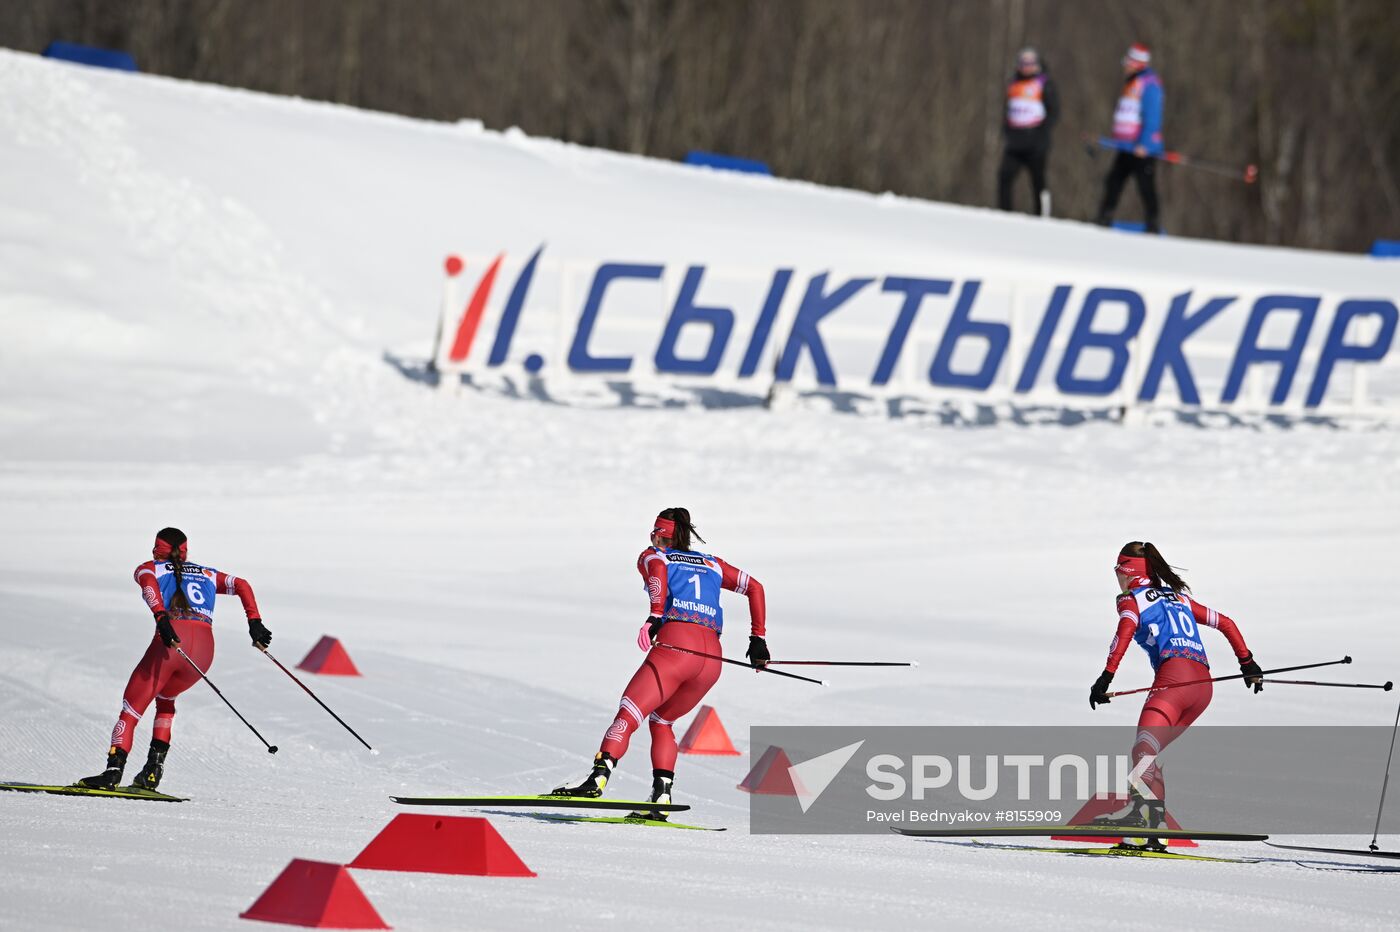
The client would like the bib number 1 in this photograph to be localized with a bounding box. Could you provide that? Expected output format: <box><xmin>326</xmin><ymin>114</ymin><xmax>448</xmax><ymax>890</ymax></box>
<box><xmin>686</xmin><ymin>574</ymin><xmax>702</xmax><ymax>599</ymax></box>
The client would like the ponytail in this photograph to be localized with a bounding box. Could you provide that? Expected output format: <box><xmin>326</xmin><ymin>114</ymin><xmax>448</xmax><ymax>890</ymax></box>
<box><xmin>155</xmin><ymin>527</ymin><xmax>191</xmax><ymax>612</ymax></box>
<box><xmin>657</xmin><ymin>507</ymin><xmax>705</xmax><ymax>552</ymax></box>
<box><xmin>1121</xmin><ymin>540</ymin><xmax>1190</xmax><ymax>592</ymax></box>
<box><xmin>169</xmin><ymin>555</ymin><xmax>191</xmax><ymax>611</ymax></box>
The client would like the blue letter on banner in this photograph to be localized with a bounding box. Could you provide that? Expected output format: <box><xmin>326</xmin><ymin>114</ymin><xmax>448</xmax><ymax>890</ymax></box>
<box><xmin>1305</xmin><ymin>300</ymin><xmax>1398</xmax><ymax>408</ymax></box>
<box><xmin>1014</xmin><ymin>285</ymin><xmax>1073</xmax><ymax>393</ymax></box>
<box><xmin>775</xmin><ymin>273</ymin><xmax>873</xmax><ymax>385</ymax></box>
<box><xmin>1055</xmin><ymin>288</ymin><xmax>1146</xmax><ymax>396</ymax></box>
<box><xmin>738</xmin><ymin>269</ymin><xmax>793</xmax><ymax>377</ymax></box>
<box><xmin>1137</xmin><ymin>291</ymin><xmax>1234</xmax><ymax>404</ymax></box>
<box><xmin>872</xmin><ymin>277</ymin><xmax>953</xmax><ymax>386</ymax></box>
<box><xmin>1221</xmin><ymin>295</ymin><xmax>1319</xmax><ymax>405</ymax></box>
<box><xmin>654</xmin><ymin>266</ymin><xmax>735</xmax><ymax>375</ymax></box>
<box><xmin>488</xmin><ymin>245</ymin><xmax>544</xmax><ymax>366</ymax></box>
<box><xmin>929</xmin><ymin>281</ymin><xmax>1008</xmax><ymax>390</ymax></box>
<box><xmin>568</xmin><ymin>263</ymin><xmax>663</xmax><ymax>373</ymax></box>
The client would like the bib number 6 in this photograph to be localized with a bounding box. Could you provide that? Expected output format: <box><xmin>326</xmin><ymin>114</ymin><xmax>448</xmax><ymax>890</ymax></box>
<box><xmin>185</xmin><ymin>582</ymin><xmax>206</xmax><ymax>605</ymax></box>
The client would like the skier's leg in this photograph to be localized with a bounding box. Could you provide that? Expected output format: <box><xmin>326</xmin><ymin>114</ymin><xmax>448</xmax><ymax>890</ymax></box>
<box><xmin>649</xmin><ymin>631</ymin><xmax>723</xmax><ymax>772</ymax></box>
<box><xmin>1096</xmin><ymin>152</ymin><xmax>1133</xmax><ymax>224</ymax></box>
<box><xmin>77</xmin><ymin>635</ymin><xmax>170</xmax><ymax>787</ymax></box>
<box><xmin>996</xmin><ymin>149</ymin><xmax>1022</xmax><ymax>211</ymax></box>
<box><xmin>552</xmin><ymin>628</ymin><xmax>700</xmax><ymax>796</ymax></box>
<box><xmin>626</xmin><ymin>627</ymin><xmax>722</xmax><ymax>819</ymax></box>
<box><xmin>132</xmin><ymin>622</ymin><xmax>212</xmax><ymax>789</ymax></box>
<box><xmin>1135</xmin><ymin>157</ymin><xmax>1161</xmax><ymax>232</ymax></box>
<box><xmin>1027</xmin><ymin>148</ymin><xmax>1049</xmax><ymax>215</ymax></box>
<box><xmin>1129</xmin><ymin>659</ymin><xmax>1212</xmax><ymax>811</ymax></box>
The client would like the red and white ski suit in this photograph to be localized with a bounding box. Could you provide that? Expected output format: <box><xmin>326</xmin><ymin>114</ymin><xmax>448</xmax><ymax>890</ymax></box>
<box><xmin>106</xmin><ymin>561</ymin><xmax>261</xmax><ymax>753</ymax></box>
<box><xmin>1105</xmin><ymin>587</ymin><xmax>1251</xmax><ymax>798</ymax></box>
<box><xmin>597</xmin><ymin>550</ymin><xmax>766</xmax><ymax>771</ymax></box>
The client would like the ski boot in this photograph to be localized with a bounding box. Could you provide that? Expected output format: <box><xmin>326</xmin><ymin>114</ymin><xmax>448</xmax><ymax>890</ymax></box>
<box><xmin>1092</xmin><ymin>789</ymin><xmax>1167</xmax><ymax>852</ymax></box>
<box><xmin>131</xmin><ymin>739</ymin><xmax>169</xmax><ymax>790</ymax></box>
<box><xmin>75</xmin><ymin>746</ymin><xmax>128</xmax><ymax>790</ymax></box>
<box><xmin>549</xmin><ymin>752</ymin><xmax>614</xmax><ymax>798</ymax></box>
<box><xmin>627</xmin><ymin>770</ymin><xmax>674</xmax><ymax>822</ymax></box>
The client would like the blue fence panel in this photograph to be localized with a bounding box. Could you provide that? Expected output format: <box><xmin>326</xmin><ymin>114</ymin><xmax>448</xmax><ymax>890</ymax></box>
<box><xmin>1371</xmin><ymin>240</ymin><xmax>1400</xmax><ymax>258</ymax></box>
<box><xmin>683</xmin><ymin>150</ymin><xmax>772</xmax><ymax>176</ymax></box>
<box><xmin>42</xmin><ymin>41</ymin><xmax>138</xmax><ymax>72</ymax></box>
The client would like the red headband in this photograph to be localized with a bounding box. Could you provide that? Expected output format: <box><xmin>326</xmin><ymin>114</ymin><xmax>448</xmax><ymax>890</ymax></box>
<box><xmin>652</xmin><ymin>518</ymin><xmax>676</xmax><ymax>538</ymax></box>
<box><xmin>153</xmin><ymin>538</ymin><xmax>188</xmax><ymax>561</ymax></box>
<box><xmin>1115</xmin><ymin>554</ymin><xmax>1148</xmax><ymax>579</ymax></box>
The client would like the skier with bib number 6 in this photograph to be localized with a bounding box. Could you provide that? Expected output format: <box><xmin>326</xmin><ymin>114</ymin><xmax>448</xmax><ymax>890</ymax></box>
<box><xmin>76</xmin><ymin>528</ymin><xmax>270</xmax><ymax>791</ymax></box>
<box><xmin>551</xmin><ymin>508</ymin><xmax>767</xmax><ymax>819</ymax></box>
<box><xmin>1087</xmin><ymin>541</ymin><xmax>1262</xmax><ymax>842</ymax></box>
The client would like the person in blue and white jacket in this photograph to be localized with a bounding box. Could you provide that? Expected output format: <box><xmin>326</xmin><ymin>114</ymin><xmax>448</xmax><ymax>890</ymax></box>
<box><xmin>1095</xmin><ymin>43</ymin><xmax>1165</xmax><ymax>233</ymax></box>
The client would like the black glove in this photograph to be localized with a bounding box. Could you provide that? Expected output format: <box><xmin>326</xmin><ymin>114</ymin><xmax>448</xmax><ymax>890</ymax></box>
<box><xmin>1239</xmin><ymin>653</ymin><xmax>1263</xmax><ymax>693</ymax></box>
<box><xmin>1089</xmin><ymin>670</ymin><xmax>1114</xmax><ymax>709</ymax></box>
<box><xmin>248</xmin><ymin>617</ymin><xmax>272</xmax><ymax>650</ymax></box>
<box><xmin>154</xmin><ymin>610</ymin><xmax>180</xmax><ymax>648</ymax></box>
<box><xmin>646</xmin><ymin>615</ymin><xmax>665</xmax><ymax>643</ymax></box>
<box><xmin>746</xmin><ymin>635</ymin><xmax>770</xmax><ymax>670</ymax></box>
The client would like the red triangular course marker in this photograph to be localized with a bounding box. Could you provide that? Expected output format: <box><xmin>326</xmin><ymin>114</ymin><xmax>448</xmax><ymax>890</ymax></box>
<box><xmin>296</xmin><ymin>636</ymin><xmax>361</xmax><ymax>676</ymax></box>
<box><xmin>678</xmin><ymin>705</ymin><xmax>739</xmax><ymax>756</ymax></box>
<box><xmin>1054</xmin><ymin>795</ymin><xmax>1198</xmax><ymax>848</ymax></box>
<box><xmin>348</xmin><ymin>814</ymin><xmax>536</xmax><ymax>877</ymax></box>
<box><xmin>738</xmin><ymin>746</ymin><xmax>806</xmax><ymax>795</ymax></box>
<box><xmin>239</xmin><ymin>858</ymin><xmax>390</xmax><ymax>928</ymax></box>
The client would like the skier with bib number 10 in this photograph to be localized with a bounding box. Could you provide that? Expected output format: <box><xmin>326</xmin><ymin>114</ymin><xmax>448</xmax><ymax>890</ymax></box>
<box><xmin>76</xmin><ymin>528</ymin><xmax>271</xmax><ymax>792</ymax></box>
<box><xmin>1087</xmin><ymin>541</ymin><xmax>1262</xmax><ymax>846</ymax></box>
<box><xmin>551</xmin><ymin>508</ymin><xmax>768</xmax><ymax>819</ymax></box>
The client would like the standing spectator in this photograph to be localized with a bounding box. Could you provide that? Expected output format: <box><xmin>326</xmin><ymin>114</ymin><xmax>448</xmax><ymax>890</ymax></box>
<box><xmin>997</xmin><ymin>47</ymin><xmax>1058</xmax><ymax>215</ymax></box>
<box><xmin>1096</xmin><ymin>43</ymin><xmax>1165</xmax><ymax>232</ymax></box>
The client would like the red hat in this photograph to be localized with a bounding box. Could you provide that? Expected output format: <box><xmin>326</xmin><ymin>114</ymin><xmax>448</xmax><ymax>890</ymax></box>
<box><xmin>1123</xmin><ymin>43</ymin><xmax>1151</xmax><ymax>68</ymax></box>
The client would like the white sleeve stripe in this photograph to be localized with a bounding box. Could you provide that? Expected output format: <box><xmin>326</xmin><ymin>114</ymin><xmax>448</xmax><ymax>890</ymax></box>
<box><xmin>1119</xmin><ymin>610</ymin><xmax>1136</xmax><ymax>620</ymax></box>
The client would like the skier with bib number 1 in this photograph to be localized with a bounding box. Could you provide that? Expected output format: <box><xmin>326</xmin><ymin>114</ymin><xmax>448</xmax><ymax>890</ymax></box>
<box><xmin>551</xmin><ymin>508</ymin><xmax>768</xmax><ymax>820</ymax></box>
<box><xmin>1087</xmin><ymin>541</ymin><xmax>1262</xmax><ymax>845</ymax></box>
<box><xmin>75</xmin><ymin>528</ymin><xmax>271</xmax><ymax>792</ymax></box>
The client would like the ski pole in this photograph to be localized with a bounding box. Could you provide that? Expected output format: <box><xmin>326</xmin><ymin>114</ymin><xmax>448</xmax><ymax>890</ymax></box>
<box><xmin>1371</xmin><ymin>698</ymin><xmax>1400</xmax><ymax>852</ymax></box>
<box><xmin>1107</xmin><ymin>656</ymin><xmax>1351</xmax><ymax>698</ymax></box>
<box><xmin>1084</xmin><ymin>134</ymin><xmax>1258</xmax><ymax>184</ymax></box>
<box><xmin>768</xmin><ymin>660</ymin><xmax>918</xmax><ymax>667</ymax></box>
<box><xmin>1261</xmin><ymin>678</ymin><xmax>1393</xmax><ymax>691</ymax></box>
<box><xmin>261</xmin><ymin>650</ymin><xmax>375</xmax><ymax>752</ymax></box>
<box><xmin>176</xmin><ymin>647</ymin><xmax>278</xmax><ymax>753</ymax></box>
<box><xmin>658</xmin><ymin>643</ymin><xmax>826</xmax><ymax>685</ymax></box>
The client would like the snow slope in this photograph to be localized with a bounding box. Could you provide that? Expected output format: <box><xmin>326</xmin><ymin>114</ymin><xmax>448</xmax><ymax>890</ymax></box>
<box><xmin>1</xmin><ymin>49</ymin><xmax>1398</xmax><ymax>931</ymax></box>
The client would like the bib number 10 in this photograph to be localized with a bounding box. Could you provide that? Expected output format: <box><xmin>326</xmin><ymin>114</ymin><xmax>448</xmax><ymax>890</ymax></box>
<box><xmin>1164</xmin><ymin>604</ymin><xmax>1195</xmax><ymax>637</ymax></box>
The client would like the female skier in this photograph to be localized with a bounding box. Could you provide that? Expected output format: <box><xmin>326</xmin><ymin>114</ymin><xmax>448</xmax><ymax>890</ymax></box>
<box><xmin>551</xmin><ymin>508</ymin><xmax>768</xmax><ymax>818</ymax></box>
<box><xmin>77</xmin><ymin>528</ymin><xmax>270</xmax><ymax>791</ymax></box>
<box><xmin>1088</xmin><ymin>541</ymin><xmax>1263</xmax><ymax>834</ymax></box>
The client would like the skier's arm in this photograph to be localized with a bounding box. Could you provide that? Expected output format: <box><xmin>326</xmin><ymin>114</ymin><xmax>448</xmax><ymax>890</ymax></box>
<box><xmin>717</xmin><ymin>558</ymin><xmax>766</xmax><ymax>637</ymax></box>
<box><xmin>637</xmin><ymin>549</ymin><xmax>668</xmax><ymax>618</ymax></box>
<box><xmin>1138</xmin><ymin>80</ymin><xmax>1164</xmax><ymax>154</ymax></box>
<box><xmin>215</xmin><ymin>571</ymin><xmax>262</xmax><ymax>620</ymax></box>
<box><xmin>1185</xmin><ymin>595</ymin><xmax>1251</xmax><ymax>660</ymax></box>
<box><xmin>1103</xmin><ymin>594</ymin><xmax>1138</xmax><ymax>674</ymax></box>
<box><xmin>134</xmin><ymin>561</ymin><xmax>167</xmax><ymax>615</ymax></box>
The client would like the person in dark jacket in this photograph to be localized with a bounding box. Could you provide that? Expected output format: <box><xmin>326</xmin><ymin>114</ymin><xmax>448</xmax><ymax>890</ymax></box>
<box><xmin>997</xmin><ymin>47</ymin><xmax>1058</xmax><ymax>215</ymax></box>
